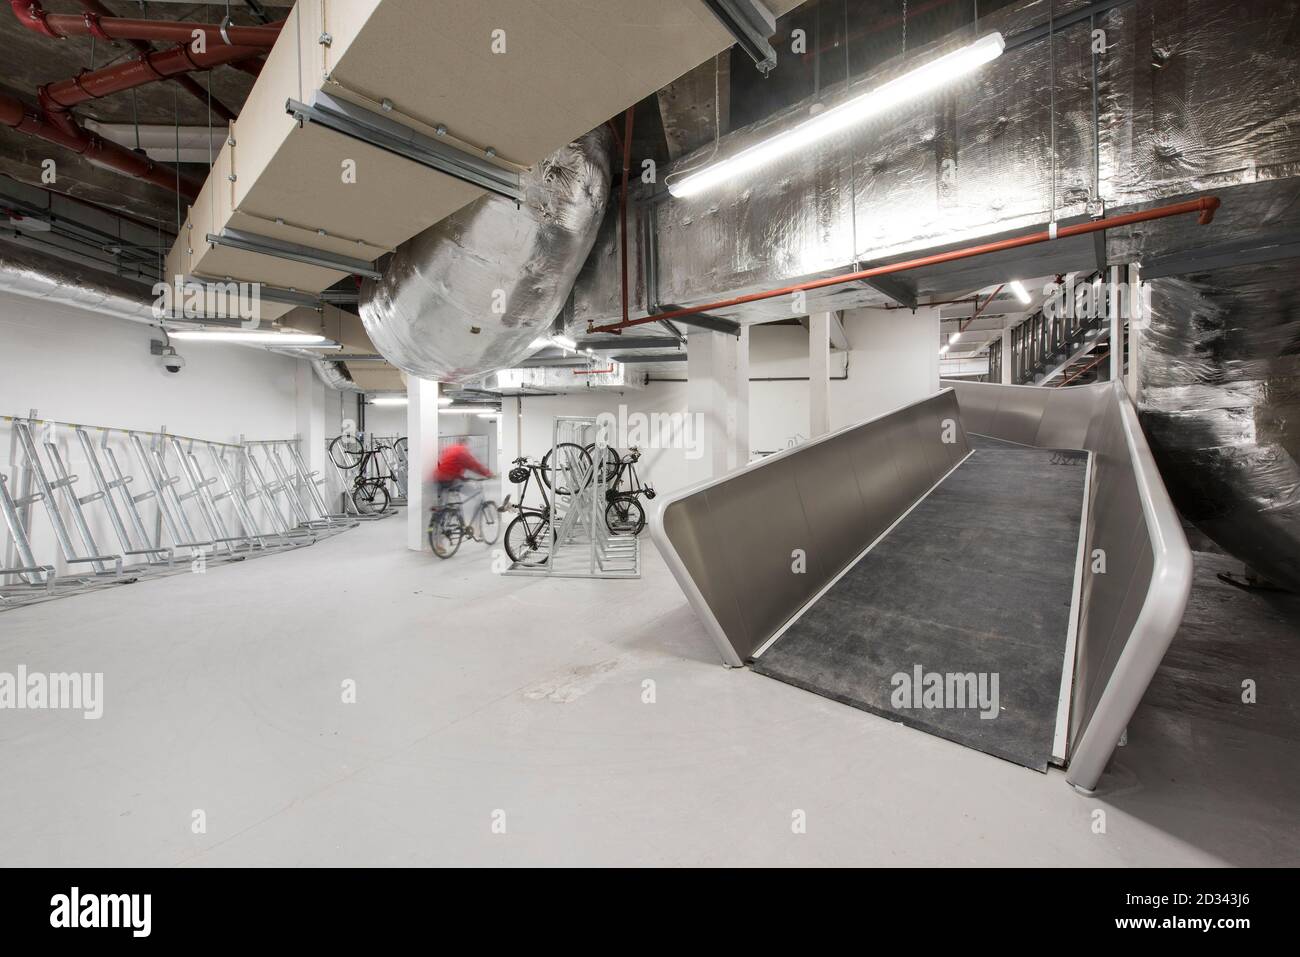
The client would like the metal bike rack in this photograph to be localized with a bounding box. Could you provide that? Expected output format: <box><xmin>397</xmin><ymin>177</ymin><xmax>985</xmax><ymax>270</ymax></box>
<box><xmin>323</xmin><ymin>433</ymin><xmax>399</xmax><ymax>521</ymax></box>
<box><xmin>503</xmin><ymin>416</ymin><xmax>639</xmax><ymax>579</ymax></box>
<box><xmin>1</xmin><ymin>413</ymin><xmax>357</xmax><ymax>611</ymax></box>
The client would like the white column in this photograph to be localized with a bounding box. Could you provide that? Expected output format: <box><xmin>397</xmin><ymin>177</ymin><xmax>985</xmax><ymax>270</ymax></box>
<box><xmin>809</xmin><ymin>312</ymin><xmax>831</xmax><ymax>438</ymax></box>
<box><xmin>1126</xmin><ymin>263</ymin><xmax>1142</xmax><ymax>399</ymax></box>
<box><xmin>729</xmin><ymin>325</ymin><xmax>750</xmax><ymax>469</ymax></box>
<box><xmin>919</xmin><ymin>305</ymin><xmax>941</xmax><ymax>393</ymax></box>
<box><xmin>687</xmin><ymin>328</ymin><xmax>745</xmax><ymax>483</ymax></box>
<box><xmin>294</xmin><ymin>361</ymin><xmax>326</xmax><ymax>496</ymax></box>
<box><xmin>406</xmin><ymin>376</ymin><xmax>440</xmax><ymax>551</ymax></box>
<box><xmin>1001</xmin><ymin>325</ymin><xmax>1013</xmax><ymax>384</ymax></box>
<box><xmin>1109</xmin><ymin>264</ymin><xmax>1123</xmax><ymax>383</ymax></box>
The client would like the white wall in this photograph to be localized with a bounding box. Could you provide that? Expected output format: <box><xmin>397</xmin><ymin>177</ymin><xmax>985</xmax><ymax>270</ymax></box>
<box><xmin>498</xmin><ymin>309</ymin><xmax>940</xmax><ymax>501</ymax></box>
<box><xmin>0</xmin><ymin>292</ymin><xmax>312</xmax><ymax>573</ymax></box>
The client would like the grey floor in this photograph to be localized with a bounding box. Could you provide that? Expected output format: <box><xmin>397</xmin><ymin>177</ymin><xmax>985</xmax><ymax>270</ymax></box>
<box><xmin>1</xmin><ymin>514</ymin><xmax>1297</xmax><ymax>866</ymax></box>
<box><xmin>755</xmin><ymin>445</ymin><xmax>1087</xmax><ymax>770</ymax></box>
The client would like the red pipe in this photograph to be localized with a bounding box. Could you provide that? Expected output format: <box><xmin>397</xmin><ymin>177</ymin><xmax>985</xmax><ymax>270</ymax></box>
<box><xmin>11</xmin><ymin>1</ymin><xmax>282</xmax><ymax>48</ymax></box>
<box><xmin>588</xmin><ymin>197</ymin><xmax>1222</xmax><ymax>334</ymax></box>
<box><xmin>1060</xmin><ymin>349</ymin><xmax>1110</xmax><ymax>387</ymax></box>
<box><xmin>0</xmin><ymin>90</ymin><xmax>200</xmax><ymax>199</ymax></box>
<box><xmin>574</xmin><ymin>367</ymin><xmax>616</xmax><ymax>375</ymax></box>
<box><xmin>39</xmin><ymin>41</ymin><xmax>267</xmax><ymax>113</ymax></box>
<box><xmin>958</xmin><ymin>283</ymin><xmax>1003</xmax><ymax>334</ymax></box>
<box><xmin>74</xmin><ymin>0</ymin><xmax>236</xmax><ymax>123</ymax></box>
<box><xmin>618</xmin><ymin>107</ymin><xmax>635</xmax><ymax>328</ymax></box>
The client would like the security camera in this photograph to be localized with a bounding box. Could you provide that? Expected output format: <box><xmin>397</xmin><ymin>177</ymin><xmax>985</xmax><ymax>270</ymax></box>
<box><xmin>151</xmin><ymin>338</ymin><xmax>185</xmax><ymax>373</ymax></box>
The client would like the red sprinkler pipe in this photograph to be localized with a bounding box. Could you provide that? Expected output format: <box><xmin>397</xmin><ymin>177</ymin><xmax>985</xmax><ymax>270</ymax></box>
<box><xmin>588</xmin><ymin>197</ymin><xmax>1222</xmax><ymax>334</ymax></box>
<box><xmin>0</xmin><ymin>90</ymin><xmax>200</xmax><ymax>198</ymax></box>
<box><xmin>73</xmin><ymin>0</ymin><xmax>237</xmax><ymax>123</ymax></box>
<box><xmin>958</xmin><ymin>283</ymin><xmax>1003</xmax><ymax>334</ymax></box>
<box><xmin>38</xmin><ymin>41</ymin><xmax>267</xmax><ymax>114</ymax></box>
<box><xmin>10</xmin><ymin>1</ymin><xmax>282</xmax><ymax>48</ymax></box>
<box><xmin>574</xmin><ymin>367</ymin><xmax>616</xmax><ymax>375</ymax></box>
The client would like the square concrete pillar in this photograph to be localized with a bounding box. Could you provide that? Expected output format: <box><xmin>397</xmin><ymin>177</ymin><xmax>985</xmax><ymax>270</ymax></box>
<box><xmin>687</xmin><ymin>328</ymin><xmax>748</xmax><ymax>483</ymax></box>
<box><xmin>809</xmin><ymin>312</ymin><xmax>832</xmax><ymax>438</ymax></box>
<box><xmin>406</xmin><ymin>377</ymin><xmax>439</xmax><ymax>551</ymax></box>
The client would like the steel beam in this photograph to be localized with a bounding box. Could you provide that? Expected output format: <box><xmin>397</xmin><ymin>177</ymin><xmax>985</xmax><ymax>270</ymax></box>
<box><xmin>206</xmin><ymin>228</ymin><xmax>383</xmax><ymax>280</ymax></box>
<box><xmin>1140</xmin><ymin>232</ymin><xmax>1300</xmax><ymax>279</ymax></box>
<box><xmin>701</xmin><ymin>0</ymin><xmax>778</xmax><ymax>74</ymax></box>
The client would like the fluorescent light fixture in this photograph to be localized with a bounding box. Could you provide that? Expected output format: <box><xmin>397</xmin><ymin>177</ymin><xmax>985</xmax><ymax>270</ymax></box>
<box><xmin>1010</xmin><ymin>280</ymin><xmax>1032</xmax><ymax>304</ymax></box>
<box><xmin>950</xmin><ymin>331</ymin><xmax>963</xmax><ymax>343</ymax></box>
<box><xmin>529</xmin><ymin>338</ymin><xmax>550</xmax><ymax>349</ymax></box>
<box><xmin>939</xmin><ymin>344</ymin><xmax>950</xmax><ymax>355</ymax></box>
<box><xmin>437</xmin><ymin>396</ymin><xmax>453</xmax><ymax>406</ymax></box>
<box><xmin>369</xmin><ymin>396</ymin><xmax>408</xmax><ymax>406</ymax></box>
<box><xmin>551</xmin><ymin>334</ymin><xmax>577</xmax><ymax>351</ymax></box>
<box><xmin>441</xmin><ymin>405</ymin><xmax>495</xmax><ymax>413</ymax></box>
<box><xmin>169</xmin><ymin>330</ymin><xmax>329</xmax><ymax>345</ymax></box>
<box><xmin>477</xmin><ymin>412</ymin><xmax>501</xmax><ymax>419</ymax></box>
<box><xmin>667</xmin><ymin>32</ymin><xmax>1004</xmax><ymax>199</ymax></box>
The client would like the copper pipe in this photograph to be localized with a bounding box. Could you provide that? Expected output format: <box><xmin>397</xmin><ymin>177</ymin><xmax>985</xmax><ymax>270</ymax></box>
<box><xmin>10</xmin><ymin>1</ymin><xmax>282</xmax><ymax>47</ymax></box>
<box><xmin>1059</xmin><ymin>349</ymin><xmax>1110</xmax><ymax>387</ymax></box>
<box><xmin>588</xmin><ymin>197</ymin><xmax>1222</xmax><ymax>334</ymax></box>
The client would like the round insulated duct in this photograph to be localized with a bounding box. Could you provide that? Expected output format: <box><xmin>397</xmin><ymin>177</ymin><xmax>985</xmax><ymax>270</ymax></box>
<box><xmin>359</xmin><ymin>127</ymin><xmax>612</xmax><ymax>383</ymax></box>
<box><xmin>1141</xmin><ymin>265</ymin><xmax>1300</xmax><ymax>591</ymax></box>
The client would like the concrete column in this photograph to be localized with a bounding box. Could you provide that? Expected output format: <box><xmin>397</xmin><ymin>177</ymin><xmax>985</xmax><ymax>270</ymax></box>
<box><xmin>730</xmin><ymin>325</ymin><xmax>750</xmax><ymax>469</ymax></box>
<box><xmin>1109</xmin><ymin>264</ymin><xmax>1123</xmax><ymax>383</ymax></box>
<box><xmin>1001</xmin><ymin>325</ymin><xmax>1013</xmax><ymax>384</ymax></box>
<box><xmin>687</xmin><ymin>328</ymin><xmax>745</xmax><ymax>483</ymax></box>
<box><xmin>1126</xmin><ymin>263</ymin><xmax>1142</xmax><ymax>400</ymax></box>
<box><xmin>920</xmin><ymin>306</ymin><xmax>941</xmax><ymax>393</ymax></box>
<box><xmin>809</xmin><ymin>312</ymin><xmax>831</xmax><ymax>438</ymax></box>
<box><xmin>293</xmin><ymin>361</ymin><xmax>326</xmax><ymax>497</ymax></box>
<box><xmin>406</xmin><ymin>376</ymin><xmax>439</xmax><ymax>551</ymax></box>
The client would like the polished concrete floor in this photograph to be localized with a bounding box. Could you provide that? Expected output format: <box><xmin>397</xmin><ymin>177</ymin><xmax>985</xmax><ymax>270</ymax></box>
<box><xmin>1</xmin><ymin>513</ymin><xmax>1296</xmax><ymax>867</ymax></box>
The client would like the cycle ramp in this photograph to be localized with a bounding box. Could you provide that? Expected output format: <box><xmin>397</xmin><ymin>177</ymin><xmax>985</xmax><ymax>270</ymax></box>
<box><xmin>650</xmin><ymin>383</ymin><xmax>1192</xmax><ymax>790</ymax></box>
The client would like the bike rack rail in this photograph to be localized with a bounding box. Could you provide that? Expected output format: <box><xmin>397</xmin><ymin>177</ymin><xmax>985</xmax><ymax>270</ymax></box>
<box><xmin>2</xmin><ymin>413</ymin><xmax>356</xmax><ymax>611</ymax></box>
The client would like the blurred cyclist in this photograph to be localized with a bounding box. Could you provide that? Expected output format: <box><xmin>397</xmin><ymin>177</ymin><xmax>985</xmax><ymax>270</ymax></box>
<box><xmin>430</xmin><ymin>442</ymin><xmax>493</xmax><ymax>510</ymax></box>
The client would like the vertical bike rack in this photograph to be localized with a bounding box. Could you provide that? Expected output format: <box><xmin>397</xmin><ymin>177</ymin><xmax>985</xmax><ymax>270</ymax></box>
<box><xmin>75</xmin><ymin>428</ymin><xmax>174</xmax><ymax>568</ymax></box>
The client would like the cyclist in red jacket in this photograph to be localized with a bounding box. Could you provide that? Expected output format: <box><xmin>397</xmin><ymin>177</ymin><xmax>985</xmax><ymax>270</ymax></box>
<box><xmin>431</xmin><ymin>443</ymin><xmax>493</xmax><ymax>507</ymax></box>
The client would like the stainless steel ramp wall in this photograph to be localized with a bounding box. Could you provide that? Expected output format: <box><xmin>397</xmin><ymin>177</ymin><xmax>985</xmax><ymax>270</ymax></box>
<box><xmin>651</xmin><ymin>381</ymin><xmax>1191</xmax><ymax>792</ymax></box>
<box><xmin>944</xmin><ymin>380</ymin><xmax>1193</xmax><ymax>791</ymax></box>
<box><xmin>650</xmin><ymin>390</ymin><xmax>970</xmax><ymax>666</ymax></box>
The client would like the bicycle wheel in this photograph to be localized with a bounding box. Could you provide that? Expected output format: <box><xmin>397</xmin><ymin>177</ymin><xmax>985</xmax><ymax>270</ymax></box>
<box><xmin>539</xmin><ymin>443</ymin><xmax>594</xmax><ymax>496</ymax></box>
<box><xmin>354</xmin><ymin>479</ymin><xmax>391</xmax><ymax>514</ymax></box>
<box><xmin>585</xmin><ymin>443</ymin><xmax>622</xmax><ymax>484</ymax></box>
<box><xmin>329</xmin><ymin>434</ymin><xmax>364</xmax><ymax>469</ymax></box>
<box><xmin>428</xmin><ymin>508</ymin><xmax>463</xmax><ymax>558</ymax></box>
<box><xmin>605</xmin><ymin>496</ymin><xmax>645</xmax><ymax>536</ymax></box>
<box><xmin>504</xmin><ymin>514</ymin><xmax>552</xmax><ymax>566</ymax></box>
<box><xmin>477</xmin><ymin>501</ymin><xmax>500</xmax><ymax>545</ymax></box>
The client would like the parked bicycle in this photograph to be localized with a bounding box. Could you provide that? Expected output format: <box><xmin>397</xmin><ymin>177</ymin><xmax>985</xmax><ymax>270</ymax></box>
<box><xmin>427</xmin><ymin>478</ymin><xmax>501</xmax><ymax>558</ymax></box>
<box><xmin>502</xmin><ymin>456</ymin><xmax>566</xmax><ymax>566</ymax></box>
<box><xmin>579</xmin><ymin>443</ymin><xmax>655</xmax><ymax>536</ymax></box>
<box><xmin>328</xmin><ymin>433</ymin><xmax>400</xmax><ymax>513</ymax></box>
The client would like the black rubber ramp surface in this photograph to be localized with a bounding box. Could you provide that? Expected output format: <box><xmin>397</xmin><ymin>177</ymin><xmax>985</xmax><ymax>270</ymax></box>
<box><xmin>752</xmin><ymin>445</ymin><xmax>1088</xmax><ymax>771</ymax></box>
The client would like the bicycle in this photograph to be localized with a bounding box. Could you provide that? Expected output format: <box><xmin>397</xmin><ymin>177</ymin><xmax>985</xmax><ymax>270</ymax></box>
<box><xmin>502</xmin><ymin>456</ymin><xmax>567</xmax><ymax>566</ymax></box>
<box><xmin>427</xmin><ymin>478</ymin><xmax>501</xmax><ymax>558</ymax></box>
<box><xmin>600</xmin><ymin>445</ymin><xmax>655</xmax><ymax>536</ymax></box>
<box><xmin>328</xmin><ymin>433</ymin><xmax>400</xmax><ymax>514</ymax></box>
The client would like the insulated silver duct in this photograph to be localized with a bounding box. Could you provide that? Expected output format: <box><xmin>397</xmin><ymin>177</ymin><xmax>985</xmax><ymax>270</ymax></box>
<box><xmin>360</xmin><ymin>127</ymin><xmax>612</xmax><ymax>383</ymax></box>
<box><xmin>1141</xmin><ymin>266</ymin><xmax>1300</xmax><ymax>591</ymax></box>
<box><xmin>0</xmin><ymin>255</ymin><xmax>160</xmax><ymax>327</ymax></box>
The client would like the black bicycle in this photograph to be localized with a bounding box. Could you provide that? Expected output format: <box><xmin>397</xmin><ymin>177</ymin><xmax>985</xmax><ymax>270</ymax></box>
<box><xmin>600</xmin><ymin>445</ymin><xmax>655</xmax><ymax>536</ymax></box>
<box><xmin>427</xmin><ymin>479</ymin><xmax>501</xmax><ymax>558</ymax></box>
<box><xmin>328</xmin><ymin>433</ymin><xmax>399</xmax><ymax>513</ymax></box>
<box><xmin>503</xmin><ymin>455</ymin><xmax>572</xmax><ymax>566</ymax></box>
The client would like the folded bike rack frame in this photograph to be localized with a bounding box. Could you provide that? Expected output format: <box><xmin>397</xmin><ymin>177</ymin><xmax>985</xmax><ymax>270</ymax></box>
<box><xmin>1</xmin><ymin>414</ymin><xmax>357</xmax><ymax>611</ymax></box>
